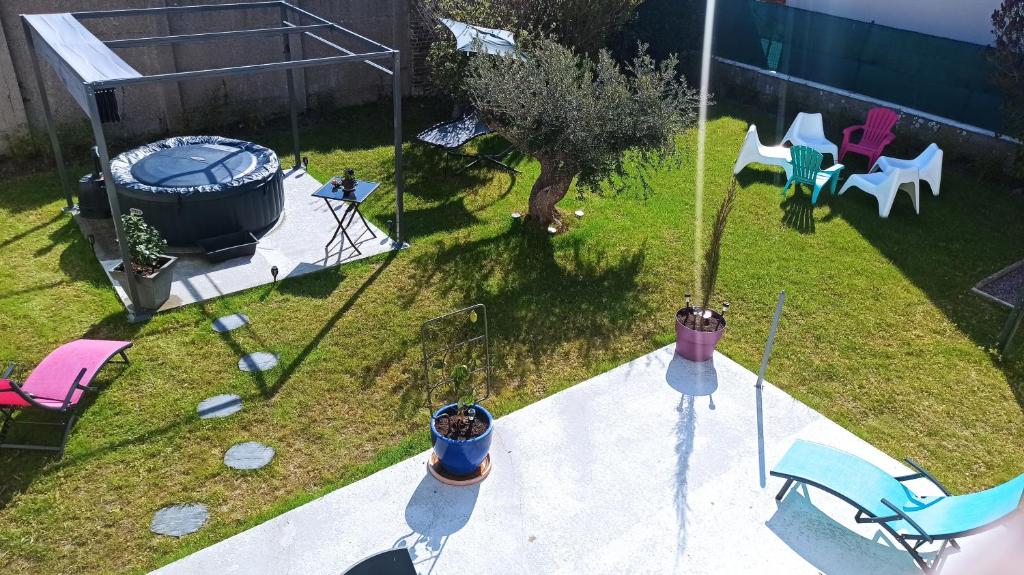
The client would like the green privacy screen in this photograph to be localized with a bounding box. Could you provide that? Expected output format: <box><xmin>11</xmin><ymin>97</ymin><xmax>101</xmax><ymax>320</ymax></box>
<box><xmin>626</xmin><ymin>0</ymin><xmax>1004</xmax><ymax>133</ymax></box>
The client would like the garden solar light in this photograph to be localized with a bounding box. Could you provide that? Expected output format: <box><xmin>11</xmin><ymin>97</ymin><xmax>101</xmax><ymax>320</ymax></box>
<box><xmin>722</xmin><ymin>302</ymin><xmax>731</xmax><ymax>316</ymax></box>
<box><xmin>302</xmin><ymin>156</ymin><xmax>309</xmax><ymax>170</ymax></box>
<box><xmin>271</xmin><ymin>266</ymin><xmax>279</xmax><ymax>282</ymax></box>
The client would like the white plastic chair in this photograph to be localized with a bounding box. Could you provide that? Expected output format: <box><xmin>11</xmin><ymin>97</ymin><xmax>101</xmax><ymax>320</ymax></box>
<box><xmin>838</xmin><ymin>166</ymin><xmax>920</xmax><ymax>218</ymax></box>
<box><xmin>733</xmin><ymin>124</ymin><xmax>793</xmax><ymax>179</ymax></box>
<box><xmin>782</xmin><ymin>113</ymin><xmax>839</xmax><ymax>162</ymax></box>
<box><xmin>871</xmin><ymin>143</ymin><xmax>943</xmax><ymax>197</ymax></box>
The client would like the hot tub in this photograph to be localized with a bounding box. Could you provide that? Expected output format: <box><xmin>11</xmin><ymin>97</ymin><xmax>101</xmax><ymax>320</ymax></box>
<box><xmin>111</xmin><ymin>136</ymin><xmax>284</xmax><ymax>247</ymax></box>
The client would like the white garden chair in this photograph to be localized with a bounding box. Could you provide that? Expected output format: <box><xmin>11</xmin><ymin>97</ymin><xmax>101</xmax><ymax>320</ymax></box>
<box><xmin>733</xmin><ymin>124</ymin><xmax>793</xmax><ymax>178</ymax></box>
<box><xmin>871</xmin><ymin>143</ymin><xmax>944</xmax><ymax>197</ymax></box>
<box><xmin>782</xmin><ymin>113</ymin><xmax>839</xmax><ymax>162</ymax></box>
<box><xmin>838</xmin><ymin>166</ymin><xmax>920</xmax><ymax>218</ymax></box>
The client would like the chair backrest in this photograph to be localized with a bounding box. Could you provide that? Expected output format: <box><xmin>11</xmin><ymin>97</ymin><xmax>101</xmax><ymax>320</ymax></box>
<box><xmin>342</xmin><ymin>549</ymin><xmax>416</xmax><ymax>575</ymax></box>
<box><xmin>790</xmin><ymin>112</ymin><xmax>826</xmax><ymax>140</ymax></box>
<box><xmin>916</xmin><ymin>143</ymin><xmax>942</xmax><ymax>168</ymax></box>
<box><xmin>862</xmin><ymin>107</ymin><xmax>898</xmax><ymax>145</ymax></box>
<box><xmin>790</xmin><ymin>145</ymin><xmax>824</xmax><ymax>183</ymax></box>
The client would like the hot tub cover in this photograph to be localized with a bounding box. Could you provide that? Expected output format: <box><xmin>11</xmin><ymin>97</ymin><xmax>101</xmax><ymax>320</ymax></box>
<box><xmin>111</xmin><ymin>136</ymin><xmax>280</xmax><ymax>197</ymax></box>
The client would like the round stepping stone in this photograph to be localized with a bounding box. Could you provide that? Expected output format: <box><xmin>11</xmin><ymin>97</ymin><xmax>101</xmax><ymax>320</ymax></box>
<box><xmin>238</xmin><ymin>352</ymin><xmax>278</xmax><ymax>372</ymax></box>
<box><xmin>212</xmin><ymin>313</ymin><xmax>250</xmax><ymax>333</ymax></box>
<box><xmin>197</xmin><ymin>394</ymin><xmax>242</xmax><ymax>419</ymax></box>
<box><xmin>150</xmin><ymin>503</ymin><xmax>208</xmax><ymax>537</ymax></box>
<box><xmin>224</xmin><ymin>442</ymin><xmax>276</xmax><ymax>470</ymax></box>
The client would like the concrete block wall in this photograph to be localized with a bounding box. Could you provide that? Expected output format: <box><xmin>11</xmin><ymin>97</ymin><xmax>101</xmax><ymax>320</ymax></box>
<box><xmin>0</xmin><ymin>0</ymin><xmax>411</xmax><ymax>154</ymax></box>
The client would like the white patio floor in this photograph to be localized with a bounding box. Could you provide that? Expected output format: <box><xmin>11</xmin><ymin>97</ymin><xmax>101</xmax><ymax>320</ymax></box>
<box><xmin>152</xmin><ymin>346</ymin><xmax>1021</xmax><ymax>574</ymax></box>
<box><xmin>77</xmin><ymin>168</ymin><xmax>397</xmax><ymax>313</ymax></box>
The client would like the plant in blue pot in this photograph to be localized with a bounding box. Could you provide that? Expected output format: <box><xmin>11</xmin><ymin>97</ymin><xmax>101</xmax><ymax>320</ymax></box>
<box><xmin>430</xmin><ymin>361</ymin><xmax>494</xmax><ymax>478</ymax></box>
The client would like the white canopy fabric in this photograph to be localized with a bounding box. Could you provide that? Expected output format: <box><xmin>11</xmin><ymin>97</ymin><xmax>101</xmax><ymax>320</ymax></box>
<box><xmin>440</xmin><ymin>19</ymin><xmax>517</xmax><ymax>56</ymax></box>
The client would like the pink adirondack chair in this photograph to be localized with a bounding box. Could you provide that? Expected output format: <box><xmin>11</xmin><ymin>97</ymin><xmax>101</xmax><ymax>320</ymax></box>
<box><xmin>840</xmin><ymin>107</ymin><xmax>899</xmax><ymax>167</ymax></box>
<box><xmin>0</xmin><ymin>339</ymin><xmax>132</xmax><ymax>456</ymax></box>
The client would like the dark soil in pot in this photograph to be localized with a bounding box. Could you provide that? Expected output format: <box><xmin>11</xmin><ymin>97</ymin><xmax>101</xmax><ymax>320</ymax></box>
<box><xmin>677</xmin><ymin>308</ymin><xmax>724</xmax><ymax>332</ymax></box>
<box><xmin>435</xmin><ymin>412</ymin><xmax>489</xmax><ymax>441</ymax></box>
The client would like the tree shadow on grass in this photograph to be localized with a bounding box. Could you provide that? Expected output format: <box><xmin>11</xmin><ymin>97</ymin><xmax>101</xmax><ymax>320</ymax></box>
<box><xmin>404</xmin><ymin>227</ymin><xmax>652</xmax><ymax>394</ymax></box>
<box><xmin>828</xmin><ymin>173</ymin><xmax>1024</xmax><ymax>412</ymax></box>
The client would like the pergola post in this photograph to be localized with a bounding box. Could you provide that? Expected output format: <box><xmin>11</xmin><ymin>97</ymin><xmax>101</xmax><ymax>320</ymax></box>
<box><xmin>281</xmin><ymin>4</ymin><xmax>301</xmax><ymax>169</ymax></box>
<box><xmin>22</xmin><ymin>19</ymin><xmax>73</xmax><ymax>211</ymax></box>
<box><xmin>392</xmin><ymin>49</ymin><xmax>404</xmax><ymax>247</ymax></box>
<box><xmin>84</xmin><ymin>87</ymin><xmax>142</xmax><ymax>313</ymax></box>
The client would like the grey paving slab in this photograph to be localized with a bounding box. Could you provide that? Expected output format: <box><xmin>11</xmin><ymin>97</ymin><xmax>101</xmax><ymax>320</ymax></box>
<box><xmin>238</xmin><ymin>352</ymin><xmax>278</xmax><ymax>372</ymax></box>
<box><xmin>77</xmin><ymin>168</ymin><xmax>398</xmax><ymax>312</ymax></box>
<box><xmin>154</xmin><ymin>346</ymin><xmax>1016</xmax><ymax>575</ymax></box>
<box><xmin>224</xmin><ymin>442</ymin><xmax>276</xmax><ymax>470</ymax></box>
<box><xmin>197</xmin><ymin>394</ymin><xmax>242</xmax><ymax>419</ymax></box>
<box><xmin>150</xmin><ymin>503</ymin><xmax>208</xmax><ymax>537</ymax></box>
<box><xmin>212</xmin><ymin>313</ymin><xmax>250</xmax><ymax>333</ymax></box>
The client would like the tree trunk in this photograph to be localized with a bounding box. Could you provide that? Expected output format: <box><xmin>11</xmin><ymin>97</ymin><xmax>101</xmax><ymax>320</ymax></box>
<box><xmin>527</xmin><ymin>160</ymin><xmax>574</xmax><ymax>228</ymax></box>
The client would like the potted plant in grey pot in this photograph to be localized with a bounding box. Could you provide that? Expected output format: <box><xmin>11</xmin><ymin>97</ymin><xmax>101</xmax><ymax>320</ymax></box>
<box><xmin>110</xmin><ymin>208</ymin><xmax>177</xmax><ymax>310</ymax></box>
<box><xmin>676</xmin><ymin>180</ymin><xmax>737</xmax><ymax>362</ymax></box>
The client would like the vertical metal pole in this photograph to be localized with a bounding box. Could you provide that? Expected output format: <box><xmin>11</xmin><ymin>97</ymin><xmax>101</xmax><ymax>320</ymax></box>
<box><xmin>85</xmin><ymin>88</ymin><xmax>142</xmax><ymax>312</ymax></box>
<box><xmin>392</xmin><ymin>50</ymin><xmax>404</xmax><ymax>246</ymax></box>
<box><xmin>22</xmin><ymin>18</ymin><xmax>73</xmax><ymax>210</ymax></box>
<box><xmin>755</xmin><ymin>291</ymin><xmax>785</xmax><ymax>389</ymax></box>
<box><xmin>281</xmin><ymin>5</ymin><xmax>301</xmax><ymax>169</ymax></box>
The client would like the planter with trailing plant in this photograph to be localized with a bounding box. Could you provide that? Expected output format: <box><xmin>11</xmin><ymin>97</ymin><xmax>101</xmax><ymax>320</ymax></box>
<box><xmin>676</xmin><ymin>180</ymin><xmax>737</xmax><ymax>362</ymax></box>
<box><xmin>110</xmin><ymin>208</ymin><xmax>177</xmax><ymax>311</ymax></box>
<box><xmin>429</xmin><ymin>362</ymin><xmax>493</xmax><ymax>478</ymax></box>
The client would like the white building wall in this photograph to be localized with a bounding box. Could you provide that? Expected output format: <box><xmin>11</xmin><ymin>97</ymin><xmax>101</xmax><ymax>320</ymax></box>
<box><xmin>785</xmin><ymin>0</ymin><xmax>1002</xmax><ymax>45</ymax></box>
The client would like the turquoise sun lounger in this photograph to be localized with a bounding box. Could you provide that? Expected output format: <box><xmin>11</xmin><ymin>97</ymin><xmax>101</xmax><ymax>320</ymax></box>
<box><xmin>771</xmin><ymin>440</ymin><xmax>1024</xmax><ymax>573</ymax></box>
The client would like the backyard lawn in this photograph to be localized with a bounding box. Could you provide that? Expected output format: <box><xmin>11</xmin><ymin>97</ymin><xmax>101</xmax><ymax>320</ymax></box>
<box><xmin>1</xmin><ymin>99</ymin><xmax>1022</xmax><ymax>574</ymax></box>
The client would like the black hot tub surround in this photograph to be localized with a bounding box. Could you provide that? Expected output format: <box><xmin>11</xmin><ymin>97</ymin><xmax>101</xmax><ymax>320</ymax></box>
<box><xmin>111</xmin><ymin>136</ymin><xmax>284</xmax><ymax>247</ymax></box>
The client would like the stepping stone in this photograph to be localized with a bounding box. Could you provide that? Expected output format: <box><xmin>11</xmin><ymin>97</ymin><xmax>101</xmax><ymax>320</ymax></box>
<box><xmin>238</xmin><ymin>352</ymin><xmax>279</xmax><ymax>372</ymax></box>
<box><xmin>150</xmin><ymin>503</ymin><xmax>208</xmax><ymax>537</ymax></box>
<box><xmin>212</xmin><ymin>313</ymin><xmax>250</xmax><ymax>333</ymax></box>
<box><xmin>197</xmin><ymin>394</ymin><xmax>242</xmax><ymax>419</ymax></box>
<box><xmin>224</xmin><ymin>442</ymin><xmax>276</xmax><ymax>471</ymax></box>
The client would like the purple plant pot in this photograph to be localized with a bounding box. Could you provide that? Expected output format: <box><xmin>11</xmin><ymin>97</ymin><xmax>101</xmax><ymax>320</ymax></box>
<box><xmin>675</xmin><ymin>307</ymin><xmax>726</xmax><ymax>362</ymax></box>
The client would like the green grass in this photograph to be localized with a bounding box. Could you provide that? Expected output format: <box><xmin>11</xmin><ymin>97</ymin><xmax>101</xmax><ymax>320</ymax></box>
<box><xmin>1</xmin><ymin>98</ymin><xmax>1022</xmax><ymax>574</ymax></box>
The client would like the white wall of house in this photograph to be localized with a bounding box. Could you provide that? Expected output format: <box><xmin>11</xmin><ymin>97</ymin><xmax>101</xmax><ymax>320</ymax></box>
<box><xmin>785</xmin><ymin>0</ymin><xmax>1002</xmax><ymax>45</ymax></box>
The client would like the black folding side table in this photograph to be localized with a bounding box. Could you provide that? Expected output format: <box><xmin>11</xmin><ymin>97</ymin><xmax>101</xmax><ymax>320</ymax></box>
<box><xmin>312</xmin><ymin>179</ymin><xmax>379</xmax><ymax>256</ymax></box>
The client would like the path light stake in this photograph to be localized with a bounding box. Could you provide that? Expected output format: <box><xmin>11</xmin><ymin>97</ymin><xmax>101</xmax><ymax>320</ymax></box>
<box><xmin>721</xmin><ymin>302</ymin><xmax>730</xmax><ymax>317</ymax></box>
<box><xmin>302</xmin><ymin>156</ymin><xmax>309</xmax><ymax>170</ymax></box>
<box><xmin>685</xmin><ymin>293</ymin><xmax>692</xmax><ymax>309</ymax></box>
<box><xmin>271</xmin><ymin>266</ymin><xmax>279</xmax><ymax>282</ymax></box>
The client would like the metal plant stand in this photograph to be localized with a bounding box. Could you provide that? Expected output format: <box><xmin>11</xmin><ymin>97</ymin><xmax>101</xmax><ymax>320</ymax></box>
<box><xmin>421</xmin><ymin>304</ymin><xmax>493</xmax><ymax>409</ymax></box>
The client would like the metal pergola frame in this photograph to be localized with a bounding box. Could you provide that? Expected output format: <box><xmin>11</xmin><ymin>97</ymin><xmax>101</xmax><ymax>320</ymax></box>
<box><xmin>21</xmin><ymin>1</ymin><xmax>405</xmax><ymax>317</ymax></box>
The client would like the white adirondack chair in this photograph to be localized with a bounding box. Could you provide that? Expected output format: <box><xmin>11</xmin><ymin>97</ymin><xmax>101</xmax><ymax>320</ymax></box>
<box><xmin>839</xmin><ymin>166</ymin><xmax>920</xmax><ymax>218</ymax></box>
<box><xmin>733</xmin><ymin>124</ymin><xmax>793</xmax><ymax>178</ymax></box>
<box><xmin>871</xmin><ymin>143</ymin><xmax>944</xmax><ymax>197</ymax></box>
<box><xmin>782</xmin><ymin>113</ymin><xmax>839</xmax><ymax>162</ymax></box>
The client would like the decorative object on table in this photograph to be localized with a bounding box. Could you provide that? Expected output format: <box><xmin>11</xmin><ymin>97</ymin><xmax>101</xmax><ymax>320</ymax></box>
<box><xmin>676</xmin><ymin>180</ymin><xmax>737</xmax><ymax>362</ymax></box>
<box><xmin>109</xmin><ymin>208</ymin><xmax>177</xmax><ymax>311</ymax></box>
<box><xmin>840</xmin><ymin>107</ymin><xmax>899</xmax><ymax>167</ymax></box>
<box><xmin>871</xmin><ymin>143</ymin><xmax>944</xmax><ymax>197</ymax></box>
<box><xmin>781</xmin><ymin>112</ymin><xmax>839</xmax><ymax>162</ymax></box>
<box><xmin>422</xmin><ymin>305</ymin><xmax>494</xmax><ymax>484</ymax></box>
<box><xmin>782</xmin><ymin>146</ymin><xmax>844</xmax><ymax>205</ymax></box>
<box><xmin>839</xmin><ymin>166</ymin><xmax>920</xmax><ymax>218</ymax></box>
<box><xmin>312</xmin><ymin>178</ymin><xmax>380</xmax><ymax>256</ymax></box>
<box><xmin>733</xmin><ymin>124</ymin><xmax>793</xmax><ymax>179</ymax></box>
<box><xmin>342</xmin><ymin>168</ymin><xmax>357</xmax><ymax>193</ymax></box>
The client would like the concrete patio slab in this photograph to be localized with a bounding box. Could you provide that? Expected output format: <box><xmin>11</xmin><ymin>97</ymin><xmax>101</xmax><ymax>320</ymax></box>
<box><xmin>76</xmin><ymin>168</ymin><xmax>397</xmax><ymax>312</ymax></box>
<box><xmin>152</xmin><ymin>346</ymin><xmax>1020</xmax><ymax>574</ymax></box>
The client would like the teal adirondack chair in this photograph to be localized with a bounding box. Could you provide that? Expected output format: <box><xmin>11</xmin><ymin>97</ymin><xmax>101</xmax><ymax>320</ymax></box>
<box><xmin>782</xmin><ymin>145</ymin><xmax>844</xmax><ymax>204</ymax></box>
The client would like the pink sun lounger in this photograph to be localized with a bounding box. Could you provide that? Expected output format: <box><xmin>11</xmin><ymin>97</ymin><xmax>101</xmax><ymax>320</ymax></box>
<box><xmin>1</xmin><ymin>339</ymin><xmax>132</xmax><ymax>456</ymax></box>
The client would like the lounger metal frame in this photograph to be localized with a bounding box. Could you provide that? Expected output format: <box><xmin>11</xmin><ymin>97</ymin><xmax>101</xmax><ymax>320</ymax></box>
<box><xmin>773</xmin><ymin>461</ymin><xmax>965</xmax><ymax>573</ymax></box>
<box><xmin>0</xmin><ymin>349</ymin><xmax>131</xmax><ymax>456</ymax></box>
<box><xmin>417</xmin><ymin>113</ymin><xmax>521</xmax><ymax>175</ymax></box>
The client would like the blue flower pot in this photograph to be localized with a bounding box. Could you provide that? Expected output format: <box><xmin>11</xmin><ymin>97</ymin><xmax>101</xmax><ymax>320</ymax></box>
<box><xmin>430</xmin><ymin>404</ymin><xmax>493</xmax><ymax>477</ymax></box>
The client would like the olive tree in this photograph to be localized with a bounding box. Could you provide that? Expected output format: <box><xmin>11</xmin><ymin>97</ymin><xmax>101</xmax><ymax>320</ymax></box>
<box><xmin>465</xmin><ymin>40</ymin><xmax>699</xmax><ymax>227</ymax></box>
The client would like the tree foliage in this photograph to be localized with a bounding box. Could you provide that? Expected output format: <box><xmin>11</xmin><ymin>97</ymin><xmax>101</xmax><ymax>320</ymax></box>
<box><xmin>992</xmin><ymin>0</ymin><xmax>1024</xmax><ymax>173</ymax></box>
<box><xmin>465</xmin><ymin>39</ymin><xmax>699</xmax><ymax>226</ymax></box>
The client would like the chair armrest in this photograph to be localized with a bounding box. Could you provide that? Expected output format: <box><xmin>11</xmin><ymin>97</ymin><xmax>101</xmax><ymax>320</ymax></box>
<box><xmin>4</xmin><ymin>368</ymin><xmax>86</xmax><ymax>413</ymax></box>
<box><xmin>896</xmin><ymin>459</ymin><xmax>952</xmax><ymax>496</ymax></box>
<box><xmin>2</xmin><ymin>362</ymin><xmax>14</xmax><ymax>380</ymax></box>
<box><xmin>822</xmin><ymin>164</ymin><xmax>844</xmax><ymax>176</ymax></box>
<box><xmin>880</xmin><ymin>498</ymin><xmax>933</xmax><ymax>543</ymax></box>
<box><xmin>842</xmin><ymin>125</ymin><xmax>864</xmax><ymax>138</ymax></box>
